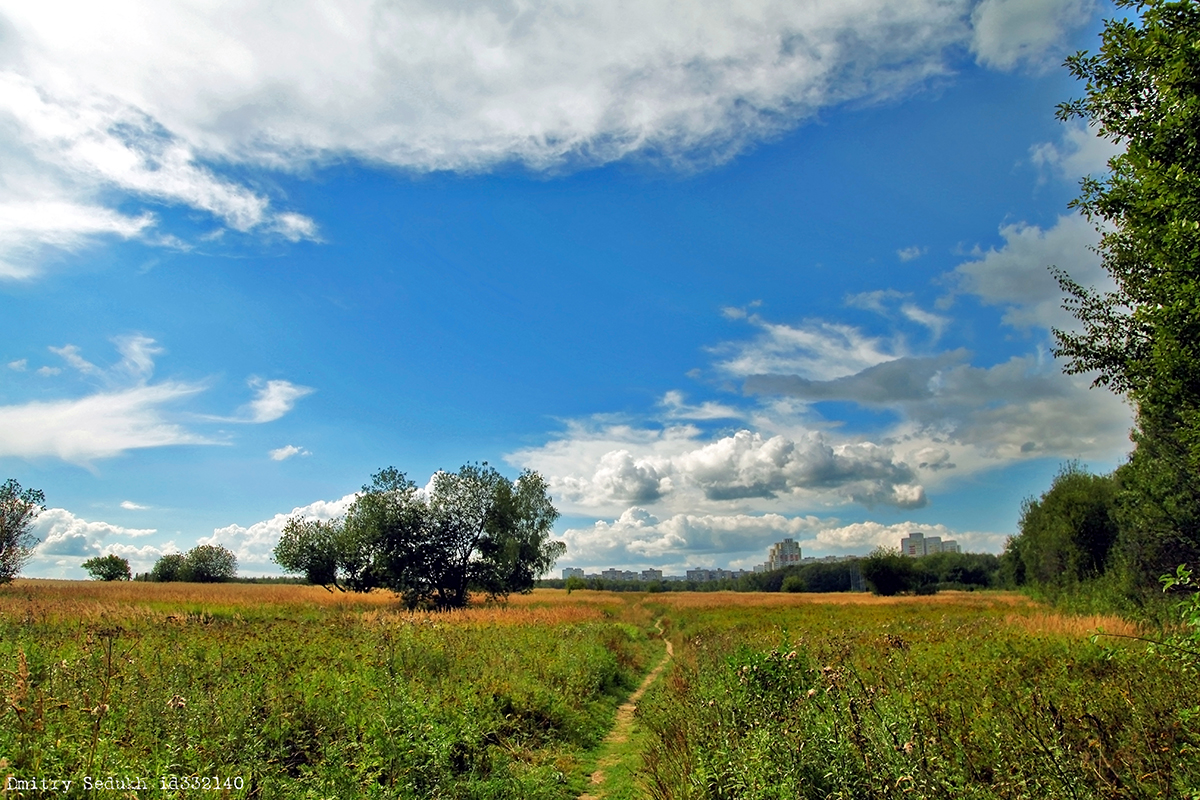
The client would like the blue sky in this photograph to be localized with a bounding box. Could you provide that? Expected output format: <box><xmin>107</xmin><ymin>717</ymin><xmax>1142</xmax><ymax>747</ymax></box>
<box><xmin>1</xmin><ymin>0</ymin><xmax>1134</xmax><ymax>578</ymax></box>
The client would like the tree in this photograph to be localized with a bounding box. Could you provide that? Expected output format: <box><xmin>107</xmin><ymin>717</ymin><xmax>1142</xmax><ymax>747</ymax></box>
<box><xmin>1008</xmin><ymin>463</ymin><xmax>1120</xmax><ymax>589</ymax></box>
<box><xmin>1051</xmin><ymin>1</ymin><xmax>1200</xmax><ymax>587</ymax></box>
<box><xmin>150</xmin><ymin>553</ymin><xmax>188</xmax><ymax>582</ymax></box>
<box><xmin>82</xmin><ymin>554</ymin><xmax>131</xmax><ymax>581</ymax></box>
<box><xmin>0</xmin><ymin>479</ymin><xmax>44</xmax><ymax>584</ymax></box>
<box><xmin>148</xmin><ymin>545</ymin><xmax>238</xmax><ymax>582</ymax></box>
<box><xmin>183</xmin><ymin>544</ymin><xmax>238</xmax><ymax>582</ymax></box>
<box><xmin>273</xmin><ymin>464</ymin><xmax>565</xmax><ymax>609</ymax></box>
<box><xmin>859</xmin><ymin>548</ymin><xmax>932</xmax><ymax>596</ymax></box>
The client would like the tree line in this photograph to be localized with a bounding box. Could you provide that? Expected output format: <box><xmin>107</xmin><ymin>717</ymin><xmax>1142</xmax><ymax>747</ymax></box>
<box><xmin>1008</xmin><ymin>0</ymin><xmax>1200</xmax><ymax>610</ymax></box>
<box><xmin>543</xmin><ymin>552</ymin><xmax>1002</xmax><ymax>596</ymax></box>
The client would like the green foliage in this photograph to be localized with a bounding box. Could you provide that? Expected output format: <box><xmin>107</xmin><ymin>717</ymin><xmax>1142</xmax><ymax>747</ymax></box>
<box><xmin>149</xmin><ymin>552</ymin><xmax>187</xmax><ymax>582</ymax></box>
<box><xmin>1048</xmin><ymin>0</ymin><xmax>1200</xmax><ymax>597</ymax></box>
<box><xmin>81</xmin><ymin>554</ymin><xmax>131</xmax><ymax>581</ymax></box>
<box><xmin>273</xmin><ymin>464</ymin><xmax>565</xmax><ymax>609</ymax></box>
<box><xmin>1053</xmin><ymin>0</ymin><xmax>1200</xmax><ymax>412</ymax></box>
<box><xmin>859</xmin><ymin>548</ymin><xmax>934</xmax><ymax>596</ymax></box>
<box><xmin>148</xmin><ymin>545</ymin><xmax>238</xmax><ymax>582</ymax></box>
<box><xmin>184</xmin><ymin>544</ymin><xmax>238</xmax><ymax>582</ymax></box>
<box><xmin>0</xmin><ymin>478</ymin><xmax>44</xmax><ymax>584</ymax></box>
<box><xmin>1009</xmin><ymin>463</ymin><xmax>1120</xmax><ymax>590</ymax></box>
<box><xmin>638</xmin><ymin>597</ymin><xmax>1200</xmax><ymax>799</ymax></box>
<box><xmin>0</xmin><ymin>590</ymin><xmax>656</xmax><ymax>799</ymax></box>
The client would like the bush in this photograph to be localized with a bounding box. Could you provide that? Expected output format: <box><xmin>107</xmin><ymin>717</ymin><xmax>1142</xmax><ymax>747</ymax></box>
<box><xmin>148</xmin><ymin>545</ymin><xmax>238</xmax><ymax>582</ymax></box>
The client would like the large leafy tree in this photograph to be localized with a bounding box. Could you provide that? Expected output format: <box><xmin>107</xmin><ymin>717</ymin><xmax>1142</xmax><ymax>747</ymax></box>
<box><xmin>82</xmin><ymin>554</ymin><xmax>132</xmax><ymax>581</ymax></box>
<box><xmin>0</xmin><ymin>478</ymin><xmax>45</xmax><ymax>584</ymax></box>
<box><xmin>1052</xmin><ymin>0</ymin><xmax>1200</xmax><ymax>583</ymax></box>
<box><xmin>274</xmin><ymin>464</ymin><xmax>565</xmax><ymax>609</ymax></box>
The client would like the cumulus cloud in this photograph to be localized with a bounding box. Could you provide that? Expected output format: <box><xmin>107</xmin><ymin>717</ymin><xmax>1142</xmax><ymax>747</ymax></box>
<box><xmin>120</xmin><ymin>500</ymin><xmax>149</xmax><ymax>510</ymax></box>
<box><xmin>202</xmin><ymin>493</ymin><xmax>357</xmax><ymax>571</ymax></box>
<box><xmin>30</xmin><ymin>507</ymin><xmax>158</xmax><ymax>560</ymax></box>
<box><xmin>511</xmin><ymin>423</ymin><xmax>925</xmax><ymax>514</ymax></box>
<box><xmin>897</xmin><ymin>245</ymin><xmax>926</xmax><ymax>262</ymax></box>
<box><xmin>970</xmin><ymin>0</ymin><xmax>1095</xmax><ymax>71</ymax></box>
<box><xmin>242</xmin><ymin>379</ymin><xmax>315</xmax><ymax>423</ymax></box>
<box><xmin>954</xmin><ymin>214</ymin><xmax>1110</xmax><ymax>330</ymax></box>
<box><xmin>559</xmin><ymin>508</ymin><xmax>1006</xmax><ymax>570</ymax></box>
<box><xmin>269</xmin><ymin>444</ymin><xmax>311</xmax><ymax>461</ymax></box>
<box><xmin>7</xmin><ymin>358</ymin><xmax>26</xmax><ymax>371</ymax></box>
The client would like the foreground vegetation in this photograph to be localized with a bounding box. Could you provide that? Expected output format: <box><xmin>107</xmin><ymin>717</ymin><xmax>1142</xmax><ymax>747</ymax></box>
<box><xmin>3</xmin><ymin>582</ymin><xmax>1198</xmax><ymax>798</ymax></box>
<box><xmin>0</xmin><ymin>582</ymin><xmax>656</xmax><ymax>799</ymax></box>
<box><xmin>635</xmin><ymin>591</ymin><xmax>1200</xmax><ymax>799</ymax></box>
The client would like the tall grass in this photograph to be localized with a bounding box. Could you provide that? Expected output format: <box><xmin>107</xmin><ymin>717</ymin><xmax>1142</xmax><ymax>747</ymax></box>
<box><xmin>635</xmin><ymin>591</ymin><xmax>1200</xmax><ymax>799</ymax></box>
<box><xmin>0</xmin><ymin>584</ymin><xmax>656</xmax><ymax>799</ymax></box>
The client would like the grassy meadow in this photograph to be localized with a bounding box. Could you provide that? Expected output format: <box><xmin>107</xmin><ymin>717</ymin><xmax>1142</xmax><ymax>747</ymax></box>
<box><xmin>1</xmin><ymin>583</ymin><xmax>1197</xmax><ymax>798</ymax></box>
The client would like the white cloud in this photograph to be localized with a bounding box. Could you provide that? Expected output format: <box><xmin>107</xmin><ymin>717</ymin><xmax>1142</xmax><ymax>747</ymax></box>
<box><xmin>0</xmin><ymin>0</ymin><xmax>1094</xmax><ymax>273</ymax></box>
<box><xmin>897</xmin><ymin>245</ymin><xmax>926</xmax><ymax>261</ymax></box>
<box><xmin>0</xmin><ymin>70</ymin><xmax>317</xmax><ymax>276</ymax></box>
<box><xmin>0</xmin><ymin>199</ymin><xmax>153</xmax><ymax>279</ymax></box>
<box><xmin>242</xmin><ymin>379</ymin><xmax>315</xmax><ymax>423</ymax></box>
<box><xmin>954</xmin><ymin>214</ymin><xmax>1110</xmax><ymax>330</ymax></box>
<box><xmin>7</xmin><ymin>358</ymin><xmax>26</xmax><ymax>371</ymax></box>
<box><xmin>0</xmin><ymin>381</ymin><xmax>212</xmax><ymax>463</ymax></box>
<box><xmin>120</xmin><ymin>500</ymin><xmax>148</xmax><ymax>510</ymax></box>
<box><xmin>659</xmin><ymin>390</ymin><xmax>742</xmax><ymax>421</ymax></box>
<box><xmin>712</xmin><ymin>315</ymin><xmax>902</xmax><ymax>380</ymax></box>
<box><xmin>1031</xmin><ymin>121</ymin><xmax>1125</xmax><ymax>182</ymax></box>
<box><xmin>202</xmin><ymin>493</ymin><xmax>357</xmax><ymax>571</ymax></box>
<box><xmin>0</xmin><ymin>336</ymin><xmax>309</xmax><ymax>463</ymax></box>
<box><xmin>970</xmin><ymin>0</ymin><xmax>1095</xmax><ymax>71</ymax></box>
<box><xmin>558</xmin><ymin>508</ymin><xmax>1006</xmax><ymax>570</ymax></box>
<box><xmin>269</xmin><ymin>444</ymin><xmax>311</xmax><ymax>461</ymax></box>
<box><xmin>114</xmin><ymin>334</ymin><xmax>162</xmax><ymax>380</ymax></box>
<box><xmin>30</xmin><ymin>506</ymin><xmax>158</xmax><ymax>561</ymax></box>
<box><xmin>48</xmin><ymin>343</ymin><xmax>98</xmax><ymax>374</ymax></box>
<box><xmin>511</xmin><ymin>423</ymin><xmax>925</xmax><ymax>515</ymax></box>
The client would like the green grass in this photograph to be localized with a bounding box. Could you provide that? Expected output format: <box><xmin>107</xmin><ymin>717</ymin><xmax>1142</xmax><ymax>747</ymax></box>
<box><xmin>635</xmin><ymin>592</ymin><xmax>1200</xmax><ymax>799</ymax></box>
<box><xmin>0</xmin><ymin>584</ymin><xmax>659</xmax><ymax>799</ymax></box>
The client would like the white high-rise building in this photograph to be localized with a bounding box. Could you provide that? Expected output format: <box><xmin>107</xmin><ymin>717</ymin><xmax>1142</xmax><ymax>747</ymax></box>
<box><xmin>900</xmin><ymin>532</ymin><xmax>961</xmax><ymax>557</ymax></box>
<box><xmin>766</xmin><ymin>538</ymin><xmax>802</xmax><ymax>571</ymax></box>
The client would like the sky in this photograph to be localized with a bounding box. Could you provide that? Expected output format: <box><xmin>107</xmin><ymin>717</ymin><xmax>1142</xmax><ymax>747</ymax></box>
<box><xmin>1</xmin><ymin>0</ymin><xmax>1136</xmax><ymax>579</ymax></box>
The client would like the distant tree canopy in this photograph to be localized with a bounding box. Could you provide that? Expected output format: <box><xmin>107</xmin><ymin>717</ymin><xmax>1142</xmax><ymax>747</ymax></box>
<box><xmin>147</xmin><ymin>545</ymin><xmax>238</xmax><ymax>583</ymax></box>
<box><xmin>82</xmin><ymin>554</ymin><xmax>131</xmax><ymax>581</ymax></box>
<box><xmin>273</xmin><ymin>464</ymin><xmax>565</xmax><ymax>610</ymax></box>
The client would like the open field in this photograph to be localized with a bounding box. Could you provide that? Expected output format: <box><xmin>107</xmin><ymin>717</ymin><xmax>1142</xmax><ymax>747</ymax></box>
<box><xmin>1</xmin><ymin>583</ymin><xmax>1194</xmax><ymax>798</ymax></box>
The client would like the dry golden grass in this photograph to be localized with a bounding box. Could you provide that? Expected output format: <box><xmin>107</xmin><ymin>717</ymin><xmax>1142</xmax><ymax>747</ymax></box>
<box><xmin>640</xmin><ymin>589</ymin><xmax>1035</xmax><ymax>611</ymax></box>
<box><xmin>1005</xmin><ymin>610</ymin><xmax>1143</xmax><ymax>639</ymax></box>
<box><xmin>4</xmin><ymin>582</ymin><xmax>1127</xmax><ymax>640</ymax></box>
<box><xmin>0</xmin><ymin>582</ymin><xmax>640</xmax><ymax>627</ymax></box>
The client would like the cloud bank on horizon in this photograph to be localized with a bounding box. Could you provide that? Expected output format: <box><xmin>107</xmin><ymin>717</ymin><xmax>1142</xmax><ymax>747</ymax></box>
<box><xmin>2</xmin><ymin>0</ymin><xmax>1132</xmax><ymax>578</ymax></box>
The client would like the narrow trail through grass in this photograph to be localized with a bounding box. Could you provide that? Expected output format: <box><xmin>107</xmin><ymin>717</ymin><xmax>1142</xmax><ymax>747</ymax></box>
<box><xmin>579</xmin><ymin>619</ymin><xmax>674</xmax><ymax>800</ymax></box>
